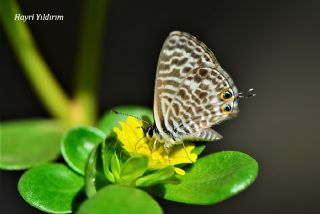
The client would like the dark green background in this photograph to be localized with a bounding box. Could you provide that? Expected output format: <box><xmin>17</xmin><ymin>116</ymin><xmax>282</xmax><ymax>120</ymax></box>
<box><xmin>1</xmin><ymin>0</ymin><xmax>320</xmax><ymax>213</ymax></box>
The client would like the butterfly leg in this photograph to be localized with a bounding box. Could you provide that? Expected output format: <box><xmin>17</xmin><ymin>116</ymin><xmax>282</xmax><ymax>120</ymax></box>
<box><xmin>164</xmin><ymin>143</ymin><xmax>172</xmax><ymax>164</ymax></box>
<box><xmin>152</xmin><ymin>138</ymin><xmax>158</xmax><ymax>153</ymax></box>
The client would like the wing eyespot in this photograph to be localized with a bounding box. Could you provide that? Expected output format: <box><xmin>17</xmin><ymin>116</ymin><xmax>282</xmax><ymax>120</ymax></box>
<box><xmin>219</xmin><ymin>89</ymin><xmax>233</xmax><ymax>101</ymax></box>
<box><xmin>220</xmin><ymin>104</ymin><xmax>233</xmax><ymax>115</ymax></box>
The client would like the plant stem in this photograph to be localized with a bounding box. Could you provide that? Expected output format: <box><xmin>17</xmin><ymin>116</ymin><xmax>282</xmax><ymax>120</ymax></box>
<box><xmin>73</xmin><ymin>0</ymin><xmax>109</xmax><ymax>126</ymax></box>
<box><xmin>0</xmin><ymin>0</ymin><xmax>70</xmax><ymax>125</ymax></box>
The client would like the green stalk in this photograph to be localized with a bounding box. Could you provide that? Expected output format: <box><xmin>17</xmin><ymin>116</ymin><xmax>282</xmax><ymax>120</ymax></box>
<box><xmin>0</xmin><ymin>0</ymin><xmax>70</xmax><ymax>125</ymax></box>
<box><xmin>73</xmin><ymin>0</ymin><xmax>109</xmax><ymax>125</ymax></box>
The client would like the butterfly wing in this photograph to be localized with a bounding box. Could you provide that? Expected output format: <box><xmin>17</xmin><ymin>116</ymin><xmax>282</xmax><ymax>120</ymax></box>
<box><xmin>164</xmin><ymin>66</ymin><xmax>239</xmax><ymax>141</ymax></box>
<box><xmin>181</xmin><ymin>128</ymin><xmax>223</xmax><ymax>142</ymax></box>
<box><xmin>153</xmin><ymin>31</ymin><xmax>219</xmax><ymax>139</ymax></box>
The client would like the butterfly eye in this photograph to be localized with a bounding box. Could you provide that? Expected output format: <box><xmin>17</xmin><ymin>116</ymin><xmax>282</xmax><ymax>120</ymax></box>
<box><xmin>147</xmin><ymin>128</ymin><xmax>154</xmax><ymax>137</ymax></box>
<box><xmin>221</xmin><ymin>104</ymin><xmax>233</xmax><ymax>114</ymax></box>
<box><xmin>220</xmin><ymin>90</ymin><xmax>233</xmax><ymax>101</ymax></box>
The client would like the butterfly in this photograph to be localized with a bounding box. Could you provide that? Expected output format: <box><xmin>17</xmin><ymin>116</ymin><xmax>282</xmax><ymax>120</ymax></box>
<box><xmin>115</xmin><ymin>31</ymin><xmax>254</xmax><ymax>150</ymax></box>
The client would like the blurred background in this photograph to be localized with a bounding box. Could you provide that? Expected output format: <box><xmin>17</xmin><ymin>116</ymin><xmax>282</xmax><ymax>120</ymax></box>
<box><xmin>1</xmin><ymin>0</ymin><xmax>320</xmax><ymax>213</ymax></box>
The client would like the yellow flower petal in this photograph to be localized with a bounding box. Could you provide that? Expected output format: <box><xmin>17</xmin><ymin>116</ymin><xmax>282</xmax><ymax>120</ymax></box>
<box><xmin>174</xmin><ymin>167</ymin><xmax>186</xmax><ymax>175</ymax></box>
<box><xmin>168</xmin><ymin>143</ymin><xmax>197</xmax><ymax>165</ymax></box>
<box><xmin>113</xmin><ymin>117</ymin><xmax>198</xmax><ymax>175</ymax></box>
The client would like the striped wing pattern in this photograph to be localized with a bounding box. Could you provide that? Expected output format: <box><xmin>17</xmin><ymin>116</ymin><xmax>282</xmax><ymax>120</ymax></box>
<box><xmin>165</xmin><ymin>67</ymin><xmax>234</xmax><ymax>137</ymax></box>
<box><xmin>153</xmin><ymin>31</ymin><xmax>239</xmax><ymax>144</ymax></box>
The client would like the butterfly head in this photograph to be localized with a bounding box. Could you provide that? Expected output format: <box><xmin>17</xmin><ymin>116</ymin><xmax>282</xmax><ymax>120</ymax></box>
<box><xmin>144</xmin><ymin>125</ymin><xmax>158</xmax><ymax>140</ymax></box>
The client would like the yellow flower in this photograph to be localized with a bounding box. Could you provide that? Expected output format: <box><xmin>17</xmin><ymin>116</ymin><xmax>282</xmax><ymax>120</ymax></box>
<box><xmin>113</xmin><ymin>117</ymin><xmax>197</xmax><ymax>175</ymax></box>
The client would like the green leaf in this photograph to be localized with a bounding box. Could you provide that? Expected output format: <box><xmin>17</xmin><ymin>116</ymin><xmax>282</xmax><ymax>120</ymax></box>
<box><xmin>121</xmin><ymin>155</ymin><xmax>148</xmax><ymax>181</ymax></box>
<box><xmin>61</xmin><ymin>127</ymin><xmax>106</xmax><ymax>175</ymax></box>
<box><xmin>101</xmin><ymin>133</ymin><xmax>118</xmax><ymax>183</ymax></box>
<box><xmin>151</xmin><ymin>151</ymin><xmax>258</xmax><ymax>205</ymax></box>
<box><xmin>192</xmin><ymin>141</ymin><xmax>207</xmax><ymax>155</ymax></box>
<box><xmin>18</xmin><ymin>163</ymin><xmax>84</xmax><ymax>213</ymax></box>
<box><xmin>97</xmin><ymin>105</ymin><xmax>153</xmax><ymax>135</ymax></box>
<box><xmin>0</xmin><ymin>119</ymin><xmax>64</xmax><ymax>170</ymax></box>
<box><xmin>136</xmin><ymin>166</ymin><xmax>176</xmax><ymax>187</ymax></box>
<box><xmin>84</xmin><ymin>143</ymin><xmax>110</xmax><ymax>198</ymax></box>
<box><xmin>78</xmin><ymin>185</ymin><xmax>163</xmax><ymax>214</ymax></box>
<box><xmin>110</xmin><ymin>153</ymin><xmax>121</xmax><ymax>181</ymax></box>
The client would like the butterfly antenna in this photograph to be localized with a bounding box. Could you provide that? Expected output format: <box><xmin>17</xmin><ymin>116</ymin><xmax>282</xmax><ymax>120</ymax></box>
<box><xmin>238</xmin><ymin>88</ymin><xmax>256</xmax><ymax>99</ymax></box>
<box><xmin>135</xmin><ymin>135</ymin><xmax>146</xmax><ymax>152</ymax></box>
<box><xmin>111</xmin><ymin>110</ymin><xmax>151</xmax><ymax>126</ymax></box>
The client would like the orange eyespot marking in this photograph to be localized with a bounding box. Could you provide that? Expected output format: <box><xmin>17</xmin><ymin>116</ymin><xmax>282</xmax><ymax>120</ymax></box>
<box><xmin>220</xmin><ymin>104</ymin><xmax>233</xmax><ymax>114</ymax></box>
<box><xmin>220</xmin><ymin>89</ymin><xmax>233</xmax><ymax>101</ymax></box>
